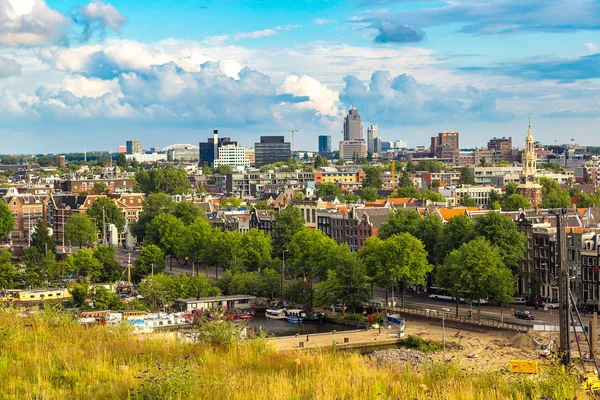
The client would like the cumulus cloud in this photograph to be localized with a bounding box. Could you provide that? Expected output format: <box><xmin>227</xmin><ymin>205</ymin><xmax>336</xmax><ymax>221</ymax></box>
<box><xmin>77</xmin><ymin>0</ymin><xmax>126</xmax><ymax>42</ymax></box>
<box><xmin>339</xmin><ymin>71</ymin><xmax>512</xmax><ymax>125</ymax></box>
<box><xmin>0</xmin><ymin>55</ymin><xmax>21</xmax><ymax>77</ymax></box>
<box><xmin>0</xmin><ymin>0</ymin><xmax>69</xmax><ymax>46</ymax></box>
<box><xmin>282</xmin><ymin>75</ymin><xmax>340</xmax><ymax>117</ymax></box>
<box><xmin>372</xmin><ymin>22</ymin><xmax>426</xmax><ymax>43</ymax></box>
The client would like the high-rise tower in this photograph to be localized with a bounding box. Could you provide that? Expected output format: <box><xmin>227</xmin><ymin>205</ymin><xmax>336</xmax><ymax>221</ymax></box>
<box><xmin>343</xmin><ymin>108</ymin><xmax>363</xmax><ymax>140</ymax></box>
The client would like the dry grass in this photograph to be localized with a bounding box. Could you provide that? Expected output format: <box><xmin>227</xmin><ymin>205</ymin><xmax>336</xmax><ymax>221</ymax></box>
<box><xmin>0</xmin><ymin>308</ymin><xmax>592</xmax><ymax>400</ymax></box>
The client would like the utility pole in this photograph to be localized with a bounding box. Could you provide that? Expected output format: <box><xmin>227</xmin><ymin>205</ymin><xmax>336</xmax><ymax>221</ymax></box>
<box><xmin>102</xmin><ymin>206</ymin><xmax>106</xmax><ymax>245</ymax></box>
<box><xmin>127</xmin><ymin>252</ymin><xmax>132</xmax><ymax>285</ymax></box>
<box><xmin>281</xmin><ymin>249</ymin><xmax>288</xmax><ymax>303</ymax></box>
<box><xmin>551</xmin><ymin>208</ymin><xmax>571</xmax><ymax>365</ymax></box>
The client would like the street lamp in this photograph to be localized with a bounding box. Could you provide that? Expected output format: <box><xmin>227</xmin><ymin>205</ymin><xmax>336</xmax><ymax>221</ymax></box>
<box><xmin>281</xmin><ymin>249</ymin><xmax>288</xmax><ymax>303</ymax></box>
<box><xmin>151</xmin><ymin>263</ymin><xmax>155</xmax><ymax>276</ymax></box>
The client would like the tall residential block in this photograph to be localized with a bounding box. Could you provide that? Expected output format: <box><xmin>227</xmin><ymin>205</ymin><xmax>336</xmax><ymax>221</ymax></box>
<box><xmin>318</xmin><ymin>135</ymin><xmax>331</xmax><ymax>155</ymax></box>
<box><xmin>343</xmin><ymin>108</ymin><xmax>363</xmax><ymax>140</ymax></box>
<box><xmin>431</xmin><ymin>131</ymin><xmax>459</xmax><ymax>157</ymax></box>
<box><xmin>254</xmin><ymin>136</ymin><xmax>291</xmax><ymax>167</ymax></box>
<box><xmin>126</xmin><ymin>140</ymin><xmax>142</xmax><ymax>155</ymax></box>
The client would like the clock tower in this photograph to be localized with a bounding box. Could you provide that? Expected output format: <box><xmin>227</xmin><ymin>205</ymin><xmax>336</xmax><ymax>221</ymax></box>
<box><xmin>517</xmin><ymin>117</ymin><xmax>542</xmax><ymax>207</ymax></box>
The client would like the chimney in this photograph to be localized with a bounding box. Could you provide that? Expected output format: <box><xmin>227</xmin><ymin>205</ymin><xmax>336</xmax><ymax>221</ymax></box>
<box><xmin>213</xmin><ymin>129</ymin><xmax>219</xmax><ymax>161</ymax></box>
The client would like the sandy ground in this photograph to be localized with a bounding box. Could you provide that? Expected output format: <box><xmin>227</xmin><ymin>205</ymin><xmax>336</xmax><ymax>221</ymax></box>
<box><xmin>268</xmin><ymin>318</ymin><xmax>579</xmax><ymax>371</ymax></box>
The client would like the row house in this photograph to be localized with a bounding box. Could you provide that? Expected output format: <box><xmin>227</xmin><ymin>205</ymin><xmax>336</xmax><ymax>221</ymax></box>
<box><xmin>293</xmin><ymin>199</ymin><xmax>333</xmax><ymax>228</ymax></box>
<box><xmin>329</xmin><ymin>207</ymin><xmax>390</xmax><ymax>250</ymax></box>
<box><xmin>54</xmin><ymin>177</ymin><xmax>135</xmax><ymax>193</ymax></box>
<box><xmin>3</xmin><ymin>188</ymin><xmax>49</xmax><ymax>255</ymax></box>
<box><xmin>208</xmin><ymin>212</ymin><xmax>251</xmax><ymax>233</ymax></box>
<box><xmin>48</xmin><ymin>193</ymin><xmax>145</xmax><ymax>248</ymax></box>
<box><xmin>580</xmin><ymin>233</ymin><xmax>600</xmax><ymax>308</ymax></box>
<box><xmin>249</xmin><ymin>209</ymin><xmax>275</xmax><ymax>235</ymax></box>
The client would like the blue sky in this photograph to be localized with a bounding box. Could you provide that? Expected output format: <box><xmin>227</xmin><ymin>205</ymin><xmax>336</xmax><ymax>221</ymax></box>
<box><xmin>0</xmin><ymin>0</ymin><xmax>599</xmax><ymax>153</ymax></box>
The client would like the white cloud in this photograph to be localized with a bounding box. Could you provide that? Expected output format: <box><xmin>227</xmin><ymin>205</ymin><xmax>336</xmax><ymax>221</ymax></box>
<box><xmin>314</xmin><ymin>18</ymin><xmax>337</xmax><ymax>25</ymax></box>
<box><xmin>0</xmin><ymin>55</ymin><xmax>21</xmax><ymax>77</ymax></box>
<box><xmin>61</xmin><ymin>75</ymin><xmax>120</xmax><ymax>98</ymax></box>
<box><xmin>282</xmin><ymin>75</ymin><xmax>339</xmax><ymax>117</ymax></box>
<box><xmin>0</xmin><ymin>0</ymin><xmax>69</xmax><ymax>46</ymax></box>
<box><xmin>80</xmin><ymin>1</ymin><xmax>126</xmax><ymax>31</ymax></box>
<box><xmin>206</xmin><ymin>25</ymin><xmax>299</xmax><ymax>44</ymax></box>
<box><xmin>586</xmin><ymin>42</ymin><xmax>598</xmax><ymax>52</ymax></box>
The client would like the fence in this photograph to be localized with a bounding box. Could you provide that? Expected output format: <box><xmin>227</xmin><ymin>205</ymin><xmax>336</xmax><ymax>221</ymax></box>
<box><xmin>532</xmin><ymin>324</ymin><xmax>588</xmax><ymax>333</ymax></box>
<box><xmin>381</xmin><ymin>306</ymin><xmax>532</xmax><ymax>333</ymax></box>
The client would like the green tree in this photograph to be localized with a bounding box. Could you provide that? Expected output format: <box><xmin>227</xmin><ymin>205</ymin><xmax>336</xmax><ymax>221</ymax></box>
<box><xmin>272</xmin><ymin>206</ymin><xmax>304</xmax><ymax>254</ymax></box>
<box><xmin>70</xmin><ymin>283</ymin><xmax>89</xmax><ymax>307</ymax></box>
<box><xmin>135</xmin><ymin>167</ymin><xmax>191</xmax><ymax>195</ymax></box>
<box><xmin>30</xmin><ymin>219</ymin><xmax>56</xmax><ymax>256</ymax></box>
<box><xmin>65</xmin><ymin>214</ymin><xmax>98</xmax><ymax>248</ymax></box>
<box><xmin>417</xmin><ymin>215</ymin><xmax>444</xmax><ymax>265</ymax></box>
<box><xmin>227</xmin><ymin>271</ymin><xmax>264</xmax><ymax>296</ymax></box>
<box><xmin>435</xmin><ymin>214</ymin><xmax>475</xmax><ymax>262</ymax></box>
<box><xmin>135</xmin><ymin>245</ymin><xmax>166</xmax><ymax>280</ymax></box>
<box><xmin>262</xmin><ymin>267</ymin><xmax>281</xmax><ymax>300</ymax></box>
<box><xmin>459</xmin><ymin>167</ymin><xmax>476</xmax><ymax>185</ymax></box>
<box><xmin>315</xmin><ymin>183</ymin><xmax>343</xmax><ymax>199</ymax></box>
<box><xmin>460</xmin><ymin>194</ymin><xmax>478</xmax><ymax>207</ymax></box>
<box><xmin>360</xmin><ymin>233</ymin><xmax>431</xmax><ymax>308</ymax></box>
<box><xmin>473</xmin><ymin>211</ymin><xmax>526</xmax><ymax>275</ymax></box>
<box><xmin>117</xmin><ymin>153</ymin><xmax>127</xmax><ymax>168</ymax></box>
<box><xmin>23</xmin><ymin>247</ymin><xmax>58</xmax><ymax>286</ymax></box>
<box><xmin>0</xmin><ymin>201</ymin><xmax>15</xmax><ymax>239</ymax></box>
<box><xmin>362</xmin><ymin>166</ymin><xmax>383</xmax><ymax>189</ymax></box>
<box><xmin>361</xmin><ymin>187</ymin><xmax>378</xmax><ymax>202</ymax></box>
<box><xmin>313</xmin><ymin>155</ymin><xmax>329</xmax><ymax>169</ymax></box>
<box><xmin>396</xmin><ymin>185</ymin><xmax>419</xmax><ymax>198</ymax></box>
<box><xmin>64</xmin><ymin>249</ymin><xmax>104</xmax><ymax>282</ymax></box>
<box><xmin>437</xmin><ymin>237</ymin><xmax>513</xmax><ymax>318</ymax></box>
<box><xmin>397</xmin><ymin>170</ymin><xmax>413</xmax><ymax>188</ymax></box>
<box><xmin>419</xmin><ymin>189</ymin><xmax>445</xmax><ymax>202</ymax></box>
<box><xmin>283</xmin><ymin>278</ymin><xmax>313</xmax><ymax>308</ymax></box>
<box><xmin>215</xmin><ymin>230</ymin><xmax>244</xmax><ymax>271</ymax></box>
<box><xmin>86</xmin><ymin>197</ymin><xmax>126</xmax><ymax>233</ymax></box>
<box><xmin>173</xmin><ymin>201</ymin><xmax>203</xmax><ymax>225</ymax></box>
<box><xmin>501</xmin><ymin>193</ymin><xmax>532</xmax><ymax>211</ymax></box>
<box><xmin>378</xmin><ymin>209</ymin><xmax>421</xmax><ymax>239</ymax></box>
<box><xmin>254</xmin><ymin>200</ymin><xmax>272</xmax><ymax>210</ymax></box>
<box><xmin>93</xmin><ymin>287</ymin><xmax>121</xmax><ymax>310</ymax></box>
<box><xmin>91</xmin><ymin>182</ymin><xmax>108</xmax><ymax>194</ymax></box>
<box><xmin>131</xmin><ymin>193</ymin><xmax>174</xmax><ymax>241</ymax></box>
<box><xmin>0</xmin><ymin>249</ymin><xmax>18</xmax><ymax>288</ymax></box>
<box><xmin>220</xmin><ymin>197</ymin><xmax>243</xmax><ymax>209</ymax></box>
<box><xmin>178</xmin><ymin>217</ymin><xmax>214</xmax><ymax>270</ymax></box>
<box><xmin>93</xmin><ymin>245</ymin><xmax>122</xmax><ymax>282</ymax></box>
<box><xmin>416</xmin><ymin>160</ymin><xmax>444</xmax><ymax>173</ymax></box>
<box><xmin>430</xmin><ymin>180</ymin><xmax>441</xmax><ymax>189</ymax></box>
<box><xmin>215</xmin><ymin>165</ymin><xmax>234</xmax><ymax>175</ymax></box>
<box><xmin>288</xmin><ymin>228</ymin><xmax>339</xmax><ymax>281</ymax></box>
<box><xmin>494</xmin><ymin>267</ymin><xmax>516</xmax><ymax>323</ymax></box>
<box><xmin>239</xmin><ymin>228</ymin><xmax>272</xmax><ymax>271</ymax></box>
<box><xmin>540</xmin><ymin>177</ymin><xmax>572</xmax><ymax>209</ymax></box>
<box><xmin>145</xmin><ymin>214</ymin><xmax>186</xmax><ymax>267</ymax></box>
<box><xmin>505</xmin><ymin>182</ymin><xmax>517</xmax><ymax>196</ymax></box>
<box><xmin>315</xmin><ymin>244</ymin><xmax>371</xmax><ymax>313</ymax></box>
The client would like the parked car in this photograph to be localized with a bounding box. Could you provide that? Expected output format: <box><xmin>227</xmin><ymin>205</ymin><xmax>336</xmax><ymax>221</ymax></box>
<box><xmin>545</xmin><ymin>301</ymin><xmax>559</xmax><ymax>309</ymax></box>
<box><xmin>512</xmin><ymin>297</ymin><xmax>526</xmax><ymax>305</ymax></box>
<box><xmin>330</xmin><ymin>305</ymin><xmax>347</xmax><ymax>313</ymax></box>
<box><xmin>526</xmin><ymin>298</ymin><xmax>544</xmax><ymax>307</ymax></box>
<box><xmin>514</xmin><ymin>310</ymin><xmax>535</xmax><ymax>320</ymax></box>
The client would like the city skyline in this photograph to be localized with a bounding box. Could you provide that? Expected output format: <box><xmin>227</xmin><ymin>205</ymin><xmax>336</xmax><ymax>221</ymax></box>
<box><xmin>1</xmin><ymin>0</ymin><xmax>600</xmax><ymax>152</ymax></box>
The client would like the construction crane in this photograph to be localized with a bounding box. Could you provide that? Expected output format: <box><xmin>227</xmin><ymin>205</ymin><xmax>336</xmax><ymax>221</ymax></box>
<box><xmin>290</xmin><ymin>129</ymin><xmax>299</xmax><ymax>156</ymax></box>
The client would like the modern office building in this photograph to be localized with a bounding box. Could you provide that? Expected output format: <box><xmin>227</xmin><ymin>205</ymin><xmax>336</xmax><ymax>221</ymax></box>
<box><xmin>254</xmin><ymin>136</ymin><xmax>291</xmax><ymax>167</ymax></box>
<box><xmin>339</xmin><ymin>140</ymin><xmax>367</xmax><ymax>161</ymax></box>
<box><xmin>318</xmin><ymin>135</ymin><xmax>331</xmax><ymax>155</ymax></box>
<box><xmin>367</xmin><ymin>125</ymin><xmax>380</xmax><ymax>153</ymax></box>
<box><xmin>343</xmin><ymin>109</ymin><xmax>363</xmax><ymax>140</ymax></box>
<box><xmin>166</xmin><ymin>144</ymin><xmax>200</xmax><ymax>162</ymax></box>
<box><xmin>126</xmin><ymin>140</ymin><xmax>142</xmax><ymax>155</ymax></box>
<box><xmin>199</xmin><ymin>129</ymin><xmax>237</xmax><ymax>167</ymax></box>
<box><xmin>214</xmin><ymin>144</ymin><xmax>251</xmax><ymax>168</ymax></box>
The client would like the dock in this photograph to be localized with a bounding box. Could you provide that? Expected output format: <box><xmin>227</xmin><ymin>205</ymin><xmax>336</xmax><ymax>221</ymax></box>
<box><xmin>268</xmin><ymin>328</ymin><xmax>404</xmax><ymax>351</ymax></box>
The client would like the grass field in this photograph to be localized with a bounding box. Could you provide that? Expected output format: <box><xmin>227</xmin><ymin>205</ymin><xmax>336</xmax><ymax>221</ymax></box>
<box><xmin>0</xmin><ymin>308</ymin><xmax>592</xmax><ymax>399</ymax></box>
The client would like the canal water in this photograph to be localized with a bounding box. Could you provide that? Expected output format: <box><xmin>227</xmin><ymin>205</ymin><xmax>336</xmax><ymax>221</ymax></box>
<box><xmin>247</xmin><ymin>312</ymin><xmax>357</xmax><ymax>337</ymax></box>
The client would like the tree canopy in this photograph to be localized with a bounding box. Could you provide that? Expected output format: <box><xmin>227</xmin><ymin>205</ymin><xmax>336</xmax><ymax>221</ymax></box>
<box><xmin>135</xmin><ymin>167</ymin><xmax>192</xmax><ymax>195</ymax></box>
<box><xmin>65</xmin><ymin>214</ymin><xmax>97</xmax><ymax>248</ymax></box>
<box><xmin>86</xmin><ymin>197</ymin><xmax>126</xmax><ymax>233</ymax></box>
<box><xmin>0</xmin><ymin>201</ymin><xmax>15</xmax><ymax>239</ymax></box>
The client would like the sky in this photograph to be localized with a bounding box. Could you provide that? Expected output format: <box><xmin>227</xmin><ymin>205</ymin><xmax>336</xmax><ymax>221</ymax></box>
<box><xmin>0</xmin><ymin>0</ymin><xmax>600</xmax><ymax>153</ymax></box>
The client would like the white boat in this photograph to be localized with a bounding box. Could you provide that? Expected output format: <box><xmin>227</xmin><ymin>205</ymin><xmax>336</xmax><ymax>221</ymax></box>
<box><xmin>265</xmin><ymin>309</ymin><xmax>286</xmax><ymax>320</ymax></box>
<box><xmin>285</xmin><ymin>309</ymin><xmax>306</xmax><ymax>323</ymax></box>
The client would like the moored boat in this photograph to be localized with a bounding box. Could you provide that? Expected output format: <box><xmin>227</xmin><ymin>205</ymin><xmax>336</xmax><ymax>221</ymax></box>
<box><xmin>265</xmin><ymin>309</ymin><xmax>286</xmax><ymax>320</ymax></box>
<box><xmin>285</xmin><ymin>309</ymin><xmax>306</xmax><ymax>323</ymax></box>
<box><xmin>302</xmin><ymin>311</ymin><xmax>323</xmax><ymax>323</ymax></box>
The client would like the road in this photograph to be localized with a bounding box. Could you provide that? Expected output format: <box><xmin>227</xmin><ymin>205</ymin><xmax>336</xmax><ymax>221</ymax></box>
<box><xmin>117</xmin><ymin>249</ymin><xmax>593</xmax><ymax>329</ymax></box>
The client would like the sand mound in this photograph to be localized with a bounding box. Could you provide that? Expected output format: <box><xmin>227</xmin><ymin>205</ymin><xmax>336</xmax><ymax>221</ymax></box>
<box><xmin>509</xmin><ymin>333</ymin><xmax>535</xmax><ymax>350</ymax></box>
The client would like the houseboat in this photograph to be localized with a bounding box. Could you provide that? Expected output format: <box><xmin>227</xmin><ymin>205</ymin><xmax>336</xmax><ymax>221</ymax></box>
<box><xmin>0</xmin><ymin>288</ymin><xmax>72</xmax><ymax>304</ymax></box>
<box><xmin>265</xmin><ymin>308</ymin><xmax>286</xmax><ymax>320</ymax></box>
<box><xmin>174</xmin><ymin>295</ymin><xmax>257</xmax><ymax>313</ymax></box>
<box><xmin>302</xmin><ymin>311</ymin><xmax>323</xmax><ymax>323</ymax></box>
<box><xmin>285</xmin><ymin>309</ymin><xmax>306</xmax><ymax>323</ymax></box>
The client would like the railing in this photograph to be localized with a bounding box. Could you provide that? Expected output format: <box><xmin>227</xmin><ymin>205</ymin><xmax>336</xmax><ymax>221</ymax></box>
<box><xmin>382</xmin><ymin>306</ymin><xmax>532</xmax><ymax>332</ymax></box>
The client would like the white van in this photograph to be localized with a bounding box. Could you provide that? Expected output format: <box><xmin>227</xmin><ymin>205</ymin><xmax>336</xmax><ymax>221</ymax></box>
<box><xmin>512</xmin><ymin>297</ymin><xmax>526</xmax><ymax>305</ymax></box>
